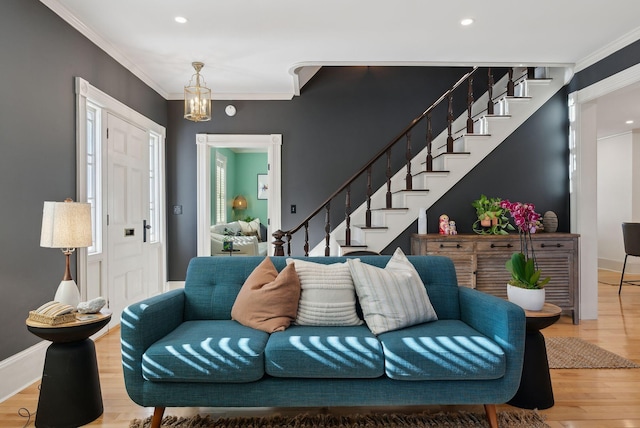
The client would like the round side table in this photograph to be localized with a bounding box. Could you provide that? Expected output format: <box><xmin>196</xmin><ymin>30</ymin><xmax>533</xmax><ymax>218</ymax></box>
<box><xmin>26</xmin><ymin>310</ymin><xmax>111</xmax><ymax>428</ymax></box>
<box><xmin>508</xmin><ymin>302</ymin><xmax>561</xmax><ymax>410</ymax></box>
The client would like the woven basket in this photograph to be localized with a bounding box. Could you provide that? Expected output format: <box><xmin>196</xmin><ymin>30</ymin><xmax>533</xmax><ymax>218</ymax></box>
<box><xmin>28</xmin><ymin>311</ymin><xmax>77</xmax><ymax>326</ymax></box>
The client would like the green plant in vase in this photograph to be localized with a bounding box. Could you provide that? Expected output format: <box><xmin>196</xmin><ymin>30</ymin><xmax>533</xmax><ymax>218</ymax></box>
<box><xmin>501</xmin><ymin>200</ymin><xmax>550</xmax><ymax>310</ymax></box>
<box><xmin>471</xmin><ymin>194</ymin><xmax>514</xmax><ymax>235</ymax></box>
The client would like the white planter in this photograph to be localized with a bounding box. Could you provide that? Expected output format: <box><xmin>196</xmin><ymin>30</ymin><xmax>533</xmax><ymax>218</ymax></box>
<box><xmin>507</xmin><ymin>284</ymin><xmax>545</xmax><ymax>311</ymax></box>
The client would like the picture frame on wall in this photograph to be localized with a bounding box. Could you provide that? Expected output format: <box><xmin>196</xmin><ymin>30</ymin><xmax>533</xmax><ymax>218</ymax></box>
<box><xmin>257</xmin><ymin>174</ymin><xmax>268</xmax><ymax>200</ymax></box>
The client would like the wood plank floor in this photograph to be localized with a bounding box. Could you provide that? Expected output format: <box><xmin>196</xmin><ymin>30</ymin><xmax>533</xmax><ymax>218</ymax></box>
<box><xmin>2</xmin><ymin>269</ymin><xmax>639</xmax><ymax>427</ymax></box>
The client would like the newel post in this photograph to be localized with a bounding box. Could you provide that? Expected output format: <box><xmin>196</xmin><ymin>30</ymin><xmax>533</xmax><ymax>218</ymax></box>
<box><xmin>272</xmin><ymin>230</ymin><xmax>285</xmax><ymax>256</ymax></box>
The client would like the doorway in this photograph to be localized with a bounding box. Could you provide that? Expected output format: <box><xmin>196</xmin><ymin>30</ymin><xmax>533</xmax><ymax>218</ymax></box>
<box><xmin>75</xmin><ymin>77</ymin><xmax>166</xmax><ymax>325</ymax></box>
<box><xmin>196</xmin><ymin>134</ymin><xmax>282</xmax><ymax>256</ymax></box>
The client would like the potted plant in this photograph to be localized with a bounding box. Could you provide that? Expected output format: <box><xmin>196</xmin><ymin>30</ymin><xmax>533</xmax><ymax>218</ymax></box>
<box><xmin>501</xmin><ymin>200</ymin><xmax>550</xmax><ymax>310</ymax></box>
<box><xmin>471</xmin><ymin>194</ymin><xmax>514</xmax><ymax>235</ymax></box>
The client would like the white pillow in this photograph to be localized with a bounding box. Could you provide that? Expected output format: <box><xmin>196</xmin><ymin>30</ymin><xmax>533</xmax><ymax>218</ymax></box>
<box><xmin>286</xmin><ymin>258</ymin><xmax>363</xmax><ymax>326</ymax></box>
<box><xmin>238</xmin><ymin>218</ymin><xmax>260</xmax><ymax>233</ymax></box>
<box><xmin>347</xmin><ymin>248</ymin><xmax>437</xmax><ymax>335</ymax></box>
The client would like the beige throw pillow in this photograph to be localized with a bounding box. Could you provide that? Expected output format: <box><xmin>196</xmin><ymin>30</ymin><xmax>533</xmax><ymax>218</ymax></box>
<box><xmin>231</xmin><ymin>257</ymin><xmax>300</xmax><ymax>333</ymax></box>
<box><xmin>347</xmin><ymin>248</ymin><xmax>437</xmax><ymax>335</ymax></box>
<box><xmin>286</xmin><ymin>258</ymin><xmax>363</xmax><ymax>326</ymax></box>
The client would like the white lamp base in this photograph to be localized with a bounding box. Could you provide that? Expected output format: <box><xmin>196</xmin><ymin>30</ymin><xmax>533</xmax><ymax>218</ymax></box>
<box><xmin>54</xmin><ymin>279</ymin><xmax>81</xmax><ymax>308</ymax></box>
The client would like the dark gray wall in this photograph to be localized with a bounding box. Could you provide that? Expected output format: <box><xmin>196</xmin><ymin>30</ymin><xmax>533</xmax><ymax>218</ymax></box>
<box><xmin>0</xmin><ymin>0</ymin><xmax>167</xmax><ymax>360</ymax></box>
<box><xmin>165</xmin><ymin>67</ymin><xmax>495</xmax><ymax>277</ymax></box>
<box><xmin>570</xmin><ymin>38</ymin><xmax>640</xmax><ymax>92</ymax></box>
<box><xmin>165</xmin><ymin>66</ymin><xmax>571</xmax><ymax>276</ymax></box>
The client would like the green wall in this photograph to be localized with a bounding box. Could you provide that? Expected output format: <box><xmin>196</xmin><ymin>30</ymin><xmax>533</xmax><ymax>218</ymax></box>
<box><xmin>211</xmin><ymin>149</ymin><xmax>267</xmax><ymax>224</ymax></box>
<box><xmin>233</xmin><ymin>153</ymin><xmax>268</xmax><ymax>223</ymax></box>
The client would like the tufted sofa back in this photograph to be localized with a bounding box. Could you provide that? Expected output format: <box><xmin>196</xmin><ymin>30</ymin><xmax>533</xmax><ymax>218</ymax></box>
<box><xmin>182</xmin><ymin>255</ymin><xmax>461</xmax><ymax>322</ymax></box>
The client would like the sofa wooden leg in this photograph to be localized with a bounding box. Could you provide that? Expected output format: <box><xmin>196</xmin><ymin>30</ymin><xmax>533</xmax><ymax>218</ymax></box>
<box><xmin>484</xmin><ymin>404</ymin><xmax>498</xmax><ymax>428</ymax></box>
<box><xmin>151</xmin><ymin>406</ymin><xmax>165</xmax><ymax>428</ymax></box>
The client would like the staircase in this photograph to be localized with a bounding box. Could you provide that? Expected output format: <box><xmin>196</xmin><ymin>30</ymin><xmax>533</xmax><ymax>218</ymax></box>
<box><xmin>273</xmin><ymin>66</ymin><xmax>568</xmax><ymax>257</ymax></box>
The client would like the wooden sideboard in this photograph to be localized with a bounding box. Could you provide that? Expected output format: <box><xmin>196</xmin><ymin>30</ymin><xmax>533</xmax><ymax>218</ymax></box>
<box><xmin>411</xmin><ymin>233</ymin><xmax>580</xmax><ymax>324</ymax></box>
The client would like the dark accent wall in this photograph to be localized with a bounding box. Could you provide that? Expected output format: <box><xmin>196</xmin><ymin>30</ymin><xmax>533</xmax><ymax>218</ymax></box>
<box><xmin>569</xmin><ymin>39</ymin><xmax>640</xmax><ymax>92</ymax></box>
<box><xmin>0</xmin><ymin>0</ymin><xmax>167</xmax><ymax>360</ymax></box>
<box><xmin>165</xmin><ymin>66</ymin><xmax>570</xmax><ymax>276</ymax></box>
<box><xmin>386</xmin><ymin>88</ymin><xmax>570</xmax><ymax>254</ymax></box>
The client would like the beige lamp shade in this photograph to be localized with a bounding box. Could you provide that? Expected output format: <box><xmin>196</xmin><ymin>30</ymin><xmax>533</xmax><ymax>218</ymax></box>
<box><xmin>232</xmin><ymin>195</ymin><xmax>247</xmax><ymax>210</ymax></box>
<box><xmin>40</xmin><ymin>200</ymin><xmax>92</xmax><ymax>249</ymax></box>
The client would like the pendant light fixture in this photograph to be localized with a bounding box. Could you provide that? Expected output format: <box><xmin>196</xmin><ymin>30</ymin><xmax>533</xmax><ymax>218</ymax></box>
<box><xmin>184</xmin><ymin>62</ymin><xmax>212</xmax><ymax>122</ymax></box>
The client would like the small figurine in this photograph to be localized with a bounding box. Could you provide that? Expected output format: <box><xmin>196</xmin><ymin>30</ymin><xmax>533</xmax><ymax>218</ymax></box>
<box><xmin>448</xmin><ymin>220</ymin><xmax>457</xmax><ymax>235</ymax></box>
<box><xmin>439</xmin><ymin>214</ymin><xmax>449</xmax><ymax>235</ymax></box>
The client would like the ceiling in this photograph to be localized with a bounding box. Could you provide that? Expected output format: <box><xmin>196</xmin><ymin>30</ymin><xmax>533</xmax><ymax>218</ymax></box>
<box><xmin>41</xmin><ymin>0</ymin><xmax>640</xmax><ymax>138</ymax></box>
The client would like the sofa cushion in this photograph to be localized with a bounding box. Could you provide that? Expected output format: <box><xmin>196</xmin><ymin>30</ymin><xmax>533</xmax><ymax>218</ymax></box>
<box><xmin>379</xmin><ymin>319</ymin><xmax>506</xmax><ymax>381</ymax></box>
<box><xmin>142</xmin><ymin>320</ymin><xmax>268</xmax><ymax>383</ymax></box>
<box><xmin>286</xmin><ymin>259</ymin><xmax>363</xmax><ymax>326</ymax></box>
<box><xmin>265</xmin><ymin>325</ymin><xmax>384</xmax><ymax>378</ymax></box>
<box><xmin>231</xmin><ymin>257</ymin><xmax>300</xmax><ymax>333</ymax></box>
<box><xmin>347</xmin><ymin>248</ymin><xmax>437</xmax><ymax>335</ymax></box>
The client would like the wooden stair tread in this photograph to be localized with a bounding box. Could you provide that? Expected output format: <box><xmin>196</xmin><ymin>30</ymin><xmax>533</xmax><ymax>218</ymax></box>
<box><xmin>370</xmin><ymin>207</ymin><xmax>409</xmax><ymax>212</ymax></box>
<box><xmin>392</xmin><ymin>188</ymin><xmax>429</xmax><ymax>194</ymax></box>
<box><xmin>353</xmin><ymin>225</ymin><xmax>388</xmax><ymax>230</ymax></box>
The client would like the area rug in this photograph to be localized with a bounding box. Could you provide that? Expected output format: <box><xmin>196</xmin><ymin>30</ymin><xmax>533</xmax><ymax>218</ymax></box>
<box><xmin>130</xmin><ymin>411</ymin><xmax>549</xmax><ymax>428</ymax></box>
<box><xmin>546</xmin><ymin>336</ymin><xmax>640</xmax><ymax>369</ymax></box>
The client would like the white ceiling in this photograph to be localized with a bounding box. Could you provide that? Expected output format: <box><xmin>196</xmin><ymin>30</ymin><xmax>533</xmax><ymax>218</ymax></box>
<box><xmin>41</xmin><ymin>0</ymin><xmax>640</xmax><ymax>137</ymax></box>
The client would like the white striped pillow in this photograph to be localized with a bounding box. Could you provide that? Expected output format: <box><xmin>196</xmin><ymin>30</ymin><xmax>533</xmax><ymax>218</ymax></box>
<box><xmin>347</xmin><ymin>248</ymin><xmax>437</xmax><ymax>334</ymax></box>
<box><xmin>286</xmin><ymin>259</ymin><xmax>363</xmax><ymax>326</ymax></box>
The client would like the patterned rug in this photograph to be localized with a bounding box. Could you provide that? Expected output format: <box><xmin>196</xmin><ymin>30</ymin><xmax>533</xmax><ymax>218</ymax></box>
<box><xmin>130</xmin><ymin>411</ymin><xmax>549</xmax><ymax>428</ymax></box>
<box><xmin>546</xmin><ymin>337</ymin><xmax>640</xmax><ymax>369</ymax></box>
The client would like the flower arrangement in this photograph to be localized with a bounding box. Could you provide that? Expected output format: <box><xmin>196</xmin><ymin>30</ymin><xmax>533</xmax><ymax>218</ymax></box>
<box><xmin>500</xmin><ymin>200</ymin><xmax>550</xmax><ymax>289</ymax></box>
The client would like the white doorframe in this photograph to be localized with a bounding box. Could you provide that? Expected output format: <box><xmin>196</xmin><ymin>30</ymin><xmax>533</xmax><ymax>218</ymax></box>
<box><xmin>196</xmin><ymin>134</ymin><xmax>282</xmax><ymax>256</ymax></box>
<box><xmin>75</xmin><ymin>77</ymin><xmax>167</xmax><ymax>302</ymax></box>
<box><xmin>570</xmin><ymin>63</ymin><xmax>640</xmax><ymax>320</ymax></box>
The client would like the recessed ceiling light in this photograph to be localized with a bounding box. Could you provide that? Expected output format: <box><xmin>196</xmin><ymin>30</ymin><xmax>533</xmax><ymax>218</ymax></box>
<box><xmin>460</xmin><ymin>18</ymin><xmax>474</xmax><ymax>26</ymax></box>
<box><xmin>174</xmin><ymin>16</ymin><xmax>188</xmax><ymax>24</ymax></box>
<box><xmin>626</xmin><ymin>120</ymin><xmax>634</xmax><ymax>124</ymax></box>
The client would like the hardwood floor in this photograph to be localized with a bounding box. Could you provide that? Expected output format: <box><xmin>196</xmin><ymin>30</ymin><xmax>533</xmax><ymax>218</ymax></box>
<box><xmin>2</xmin><ymin>269</ymin><xmax>639</xmax><ymax>427</ymax></box>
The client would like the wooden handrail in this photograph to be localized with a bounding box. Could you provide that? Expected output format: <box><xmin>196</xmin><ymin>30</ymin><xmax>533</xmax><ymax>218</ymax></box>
<box><xmin>273</xmin><ymin>66</ymin><xmax>478</xmax><ymax>256</ymax></box>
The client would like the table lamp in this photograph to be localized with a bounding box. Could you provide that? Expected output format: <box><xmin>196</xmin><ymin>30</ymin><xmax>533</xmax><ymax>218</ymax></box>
<box><xmin>40</xmin><ymin>198</ymin><xmax>92</xmax><ymax>308</ymax></box>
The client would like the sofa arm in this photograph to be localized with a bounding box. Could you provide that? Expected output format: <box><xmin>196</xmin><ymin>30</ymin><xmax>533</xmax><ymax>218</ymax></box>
<box><xmin>120</xmin><ymin>289</ymin><xmax>185</xmax><ymax>404</ymax></box>
<box><xmin>458</xmin><ymin>287</ymin><xmax>526</xmax><ymax>396</ymax></box>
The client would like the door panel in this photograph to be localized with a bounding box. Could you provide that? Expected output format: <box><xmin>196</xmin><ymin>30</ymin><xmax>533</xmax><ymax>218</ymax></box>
<box><xmin>107</xmin><ymin>113</ymin><xmax>150</xmax><ymax>322</ymax></box>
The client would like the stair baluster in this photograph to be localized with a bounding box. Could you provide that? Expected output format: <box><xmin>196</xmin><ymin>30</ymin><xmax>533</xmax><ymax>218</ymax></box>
<box><xmin>304</xmin><ymin>222</ymin><xmax>309</xmax><ymax>256</ymax></box>
<box><xmin>365</xmin><ymin>167</ymin><xmax>373</xmax><ymax>227</ymax></box>
<box><xmin>345</xmin><ymin>185</ymin><xmax>351</xmax><ymax>246</ymax></box>
<box><xmin>466</xmin><ymin>75</ymin><xmax>474</xmax><ymax>133</ymax></box>
<box><xmin>487</xmin><ymin>68</ymin><xmax>494</xmax><ymax>115</ymax></box>
<box><xmin>324</xmin><ymin>203</ymin><xmax>331</xmax><ymax>256</ymax></box>
<box><xmin>446</xmin><ymin>92</ymin><xmax>454</xmax><ymax>152</ymax></box>
<box><xmin>507</xmin><ymin>68</ymin><xmax>515</xmax><ymax>96</ymax></box>
<box><xmin>405</xmin><ymin>132</ymin><xmax>412</xmax><ymax>190</ymax></box>
<box><xmin>386</xmin><ymin>150</ymin><xmax>392</xmax><ymax>208</ymax></box>
<box><xmin>426</xmin><ymin>113</ymin><xmax>433</xmax><ymax>171</ymax></box>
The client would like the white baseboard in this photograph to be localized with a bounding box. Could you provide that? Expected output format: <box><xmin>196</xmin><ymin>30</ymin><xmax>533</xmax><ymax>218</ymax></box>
<box><xmin>167</xmin><ymin>281</ymin><xmax>185</xmax><ymax>290</ymax></box>
<box><xmin>0</xmin><ymin>341</ymin><xmax>47</xmax><ymax>403</ymax></box>
<box><xmin>599</xmin><ymin>257</ymin><xmax>640</xmax><ymax>274</ymax></box>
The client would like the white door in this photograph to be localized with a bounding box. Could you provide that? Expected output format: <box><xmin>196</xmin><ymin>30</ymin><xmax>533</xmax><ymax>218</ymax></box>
<box><xmin>107</xmin><ymin>113</ymin><xmax>151</xmax><ymax>321</ymax></box>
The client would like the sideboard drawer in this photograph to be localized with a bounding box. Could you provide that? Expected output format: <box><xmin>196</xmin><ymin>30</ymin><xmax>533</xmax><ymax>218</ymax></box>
<box><xmin>476</xmin><ymin>240</ymin><xmax>521</xmax><ymax>252</ymax></box>
<box><xmin>532</xmin><ymin>240</ymin><xmax>575</xmax><ymax>251</ymax></box>
<box><xmin>428</xmin><ymin>240</ymin><xmax>474</xmax><ymax>252</ymax></box>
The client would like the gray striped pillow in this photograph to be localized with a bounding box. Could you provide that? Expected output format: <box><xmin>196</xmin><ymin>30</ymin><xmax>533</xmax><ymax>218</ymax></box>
<box><xmin>347</xmin><ymin>248</ymin><xmax>437</xmax><ymax>334</ymax></box>
<box><xmin>286</xmin><ymin>259</ymin><xmax>363</xmax><ymax>326</ymax></box>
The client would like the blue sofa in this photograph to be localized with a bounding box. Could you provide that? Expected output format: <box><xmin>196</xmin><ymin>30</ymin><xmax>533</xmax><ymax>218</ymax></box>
<box><xmin>121</xmin><ymin>255</ymin><xmax>525</xmax><ymax>428</ymax></box>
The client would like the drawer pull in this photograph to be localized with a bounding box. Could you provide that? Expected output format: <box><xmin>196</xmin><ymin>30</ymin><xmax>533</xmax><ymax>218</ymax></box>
<box><xmin>490</xmin><ymin>243</ymin><xmax>513</xmax><ymax>248</ymax></box>
<box><xmin>440</xmin><ymin>244</ymin><xmax>461</xmax><ymax>249</ymax></box>
<box><xmin>541</xmin><ymin>243</ymin><xmax>563</xmax><ymax>248</ymax></box>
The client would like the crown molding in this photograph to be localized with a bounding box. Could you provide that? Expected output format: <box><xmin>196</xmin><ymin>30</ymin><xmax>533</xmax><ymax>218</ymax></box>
<box><xmin>39</xmin><ymin>0</ymin><xmax>169</xmax><ymax>99</ymax></box>
<box><xmin>575</xmin><ymin>27</ymin><xmax>640</xmax><ymax>73</ymax></box>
